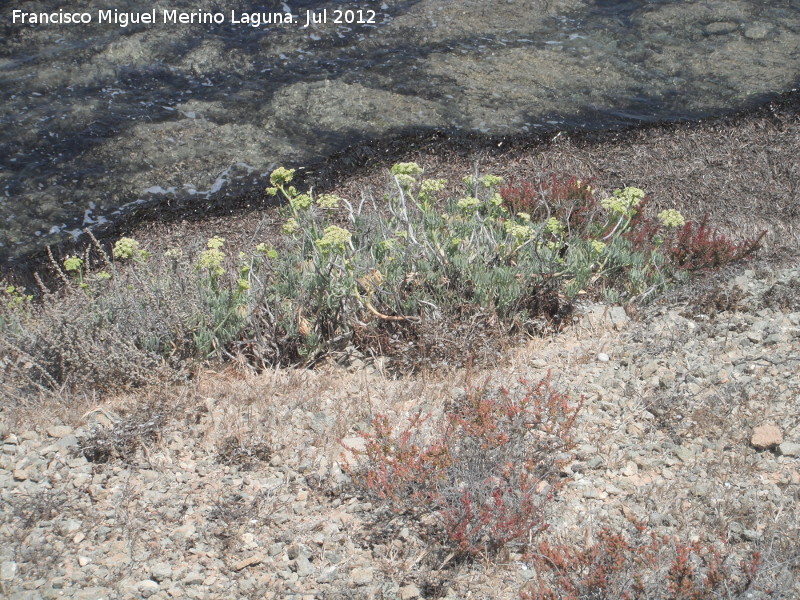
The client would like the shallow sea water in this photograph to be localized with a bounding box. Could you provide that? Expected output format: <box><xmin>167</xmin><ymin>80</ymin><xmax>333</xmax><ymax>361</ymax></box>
<box><xmin>1</xmin><ymin>0</ymin><xmax>799</xmax><ymax>261</ymax></box>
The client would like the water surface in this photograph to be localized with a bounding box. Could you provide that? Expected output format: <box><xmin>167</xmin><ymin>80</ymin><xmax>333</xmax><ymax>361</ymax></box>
<box><xmin>2</xmin><ymin>0</ymin><xmax>799</xmax><ymax>262</ymax></box>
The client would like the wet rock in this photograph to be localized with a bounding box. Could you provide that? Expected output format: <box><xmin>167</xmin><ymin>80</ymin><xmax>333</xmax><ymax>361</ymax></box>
<box><xmin>705</xmin><ymin>21</ymin><xmax>739</xmax><ymax>35</ymax></box>
<box><xmin>744</xmin><ymin>22</ymin><xmax>771</xmax><ymax>40</ymax></box>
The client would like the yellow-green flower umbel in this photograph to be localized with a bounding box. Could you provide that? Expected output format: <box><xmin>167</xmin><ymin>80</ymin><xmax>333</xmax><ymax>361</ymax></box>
<box><xmin>256</xmin><ymin>243</ymin><xmax>279</xmax><ymax>259</ymax></box>
<box><xmin>315</xmin><ymin>225</ymin><xmax>352</xmax><ymax>254</ymax></box>
<box><xmin>63</xmin><ymin>256</ymin><xmax>83</xmax><ymax>273</ymax></box>
<box><xmin>112</xmin><ymin>237</ymin><xmax>150</xmax><ymax>262</ymax></box>
<box><xmin>590</xmin><ymin>240</ymin><xmax>607</xmax><ymax>254</ymax></box>
<box><xmin>545</xmin><ymin>217</ymin><xmax>565</xmax><ymax>236</ymax></box>
<box><xmin>456</xmin><ymin>196</ymin><xmax>481</xmax><ymax>214</ymax></box>
<box><xmin>270</xmin><ymin>167</ymin><xmax>295</xmax><ymax>186</ymax></box>
<box><xmin>207</xmin><ymin>235</ymin><xmax>225</xmax><ymax>250</ymax></box>
<box><xmin>419</xmin><ymin>178</ymin><xmax>447</xmax><ymax>208</ymax></box>
<box><xmin>282</xmin><ymin>218</ymin><xmax>300</xmax><ymax>235</ymax></box>
<box><xmin>390</xmin><ymin>162</ymin><xmax>423</xmax><ymax>177</ymax></box>
<box><xmin>391</xmin><ymin>162</ymin><xmax>423</xmax><ymax>189</ymax></box>
<box><xmin>420</xmin><ymin>178</ymin><xmax>446</xmax><ymax>196</ymax></box>
<box><xmin>481</xmin><ymin>174</ymin><xmax>504</xmax><ymax>188</ymax></box>
<box><xmin>289</xmin><ymin>193</ymin><xmax>313</xmax><ymax>211</ymax></box>
<box><xmin>658</xmin><ymin>209</ymin><xmax>686</xmax><ymax>229</ymax></box>
<box><xmin>316</xmin><ymin>194</ymin><xmax>342</xmax><ymax>210</ymax></box>
<box><xmin>113</xmin><ymin>237</ymin><xmax>139</xmax><ymax>260</ymax></box>
<box><xmin>198</xmin><ymin>236</ymin><xmax>226</xmax><ymax>277</ymax></box>
<box><xmin>505</xmin><ymin>221</ymin><xmax>535</xmax><ymax>241</ymax></box>
<box><xmin>601</xmin><ymin>187</ymin><xmax>645</xmax><ymax>216</ymax></box>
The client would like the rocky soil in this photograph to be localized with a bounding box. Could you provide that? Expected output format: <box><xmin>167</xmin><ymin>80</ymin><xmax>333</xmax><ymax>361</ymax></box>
<box><xmin>1</xmin><ymin>262</ymin><xmax>798</xmax><ymax>599</ymax></box>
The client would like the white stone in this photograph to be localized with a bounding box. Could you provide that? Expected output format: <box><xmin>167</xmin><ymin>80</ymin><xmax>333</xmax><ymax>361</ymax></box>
<box><xmin>778</xmin><ymin>442</ymin><xmax>800</xmax><ymax>457</ymax></box>
<box><xmin>1</xmin><ymin>561</ymin><xmax>17</xmax><ymax>581</ymax></box>
<box><xmin>137</xmin><ymin>579</ymin><xmax>160</xmax><ymax>598</ymax></box>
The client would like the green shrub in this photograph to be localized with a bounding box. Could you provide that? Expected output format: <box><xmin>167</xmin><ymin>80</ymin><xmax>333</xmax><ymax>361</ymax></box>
<box><xmin>0</xmin><ymin>163</ymin><xmax>763</xmax><ymax>395</ymax></box>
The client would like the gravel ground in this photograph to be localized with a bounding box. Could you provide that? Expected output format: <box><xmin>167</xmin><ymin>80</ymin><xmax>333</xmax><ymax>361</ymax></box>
<box><xmin>1</xmin><ymin>263</ymin><xmax>798</xmax><ymax>599</ymax></box>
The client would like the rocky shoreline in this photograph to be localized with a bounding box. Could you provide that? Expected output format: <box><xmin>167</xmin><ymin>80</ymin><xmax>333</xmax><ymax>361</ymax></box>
<box><xmin>5</xmin><ymin>87</ymin><xmax>800</xmax><ymax>282</ymax></box>
<box><xmin>4</xmin><ymin>0</ymin><xmax>799</xmax><ymax>263</ymax></box>
<box><xmin>1</xmin><ymin>263</ymin><xmax>798</xmax><ymax>599</ymax></box>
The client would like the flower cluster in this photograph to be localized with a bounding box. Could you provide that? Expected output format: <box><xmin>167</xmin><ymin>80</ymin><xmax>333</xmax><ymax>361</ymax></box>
<box><xmin>165</xmin><ymin>248</ymin><xmax>183</xmax><ymax>261</ymax></box>
<box><xmin>481</xmin><ymin>174</ymin><xmax>504</xmax><ymax>188</ymax></box>
<box><xmin>3</xmin><ymin>285</ymin><xmax>33</xmax><ymax>308</ymax></box>
<box><xmin>207</xmin><ymin>236</ymin><xmax>225</xmax><ymax>250</ymax></box>
<box><xmin>256</xmin><ymin>243</ymin><xmax>279</xmax><ymax>259</ymax></box>
<box><xmin>391</xmin><ymin>162</ymin><xmax>423</xmax><ymax>177</ymax></box>
<box><xmin>315</xmin><ymin>225</ymin><xmax>352</xmax><ymax>254</ymax></box>
<box><xmin>63</xmin><ymin>256</ymin><xmax>83</xmax><ymax>273</ymax></box>
<box><xmin>316</xmin><ymin>194</ymin><xmax>341</xmax><ymax>210</ymax></box>
<box><xmin>601</xmin><ymin>186</ymin><xmax>645</xmax><ymax>216</ymax></box>
<box><xmin>391</xmin><ymin>162</ymin><xmax>423</xmax><ymax>189</ymax></box>
<box><xmin>420</xmin><ymin>178</ymin><xmax>447</xmax><ymax>196</ymax></box>
<box><xmin>270</xmin><ymin>167</ymin><xmax>295</xmax><ymax>186</ymax></box>
<box><xmin>658</xmin><ymin>208</ymin><xmax>686</xmax><ymax>228</ymax></box>
<box><xmin>282</xmin><ymin>218</ymin><xmax>300</xmax><ymax>235</ymax></box>
<box><xmin>266</xmin><ymin>167</ymin><xmax>297</xmax><ymax>196</ymax></box>
<box><xmin>505</xmin><ymin>220</ymin><xmax>535</xmax><ymax>241</ymax></box>
<box><xmin>289</xmin><ymin>193</ymin><xmax>313</xmax><ymax>211</ymax></box>
<box><xmin>545</xmin><ymin>217</ymin><xmax>565</xmax><ymax>236</ymax></box>
<box><xmin>456</xmin><ymin>196</ymin><xmax>481</xmax><ymax>214</ymax></box>
<box><xmin>197</xmin><ymin>236</ymin><xmax>226</xmax><ymax>277</ymax></box>
<box><xmin>489</xmin><ymin>192</ymin><xmax>504</xmax><ymax>208</ymax></box>
<box><xmin>419</xmin><ymin>178</ymin><xmax>447</xmax><ymax>207</ymax></box>
<box><xmin>112</xmin><ymin>237</ymin><xmax>150</xmax><ymax>262</ymax></box>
